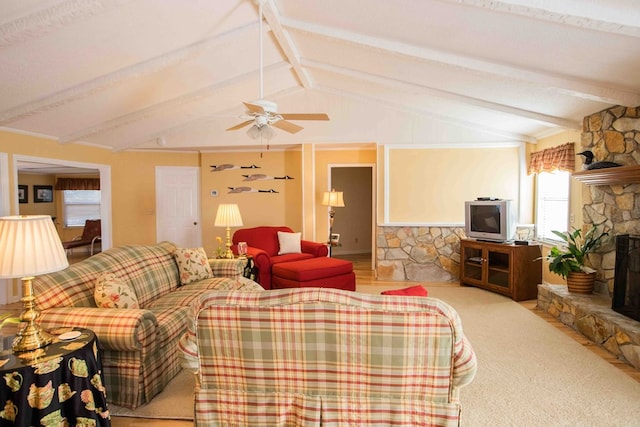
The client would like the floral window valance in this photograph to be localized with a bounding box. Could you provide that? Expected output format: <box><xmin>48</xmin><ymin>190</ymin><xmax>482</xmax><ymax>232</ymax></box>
<box><xmin>55</xmin><ymin>178</ymin><xmax>100</xmax><ymax>190</ymax></box>
<box><xmin>527</xmin><ymin>142</ymin><xmax>575</xmax><ymax>175</ymax></box>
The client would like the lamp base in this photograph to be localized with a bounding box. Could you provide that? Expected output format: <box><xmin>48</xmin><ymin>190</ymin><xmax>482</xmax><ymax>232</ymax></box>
<box><xmin>12</xmin><ymin>277</ymin><xmax>53</xmax><ymax>353</ymax></box>
<box><xmin>12</xmin><ymin>323</ymin><xmax>53</xmax><ymax>353</ymax></box>
<box><xmin>225</xmin><ymin>226</ymin><xmax>235</xmax><ymax>259</ymax></box>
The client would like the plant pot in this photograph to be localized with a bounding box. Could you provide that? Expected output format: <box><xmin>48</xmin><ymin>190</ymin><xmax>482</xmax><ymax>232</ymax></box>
<box><xmin>566</xmin><ymin>271</ymin><xmax>596</xmax><ymax>294</ymax></box>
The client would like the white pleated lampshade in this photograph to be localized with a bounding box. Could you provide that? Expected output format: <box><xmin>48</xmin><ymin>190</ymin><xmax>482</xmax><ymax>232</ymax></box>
<box><xmin>0</xmin><ymin>215</ymin><xmax>69</xmax><ymax>278</ymax></box>
<box><xmin>214</xmin><ymin>204</ymin><xmax>244</xmax><ymax>227</ymax></box>
<box><xmin>321</xmin><ymin>190</ymin><xmax>345</xmax><ymax>208</ymax></box>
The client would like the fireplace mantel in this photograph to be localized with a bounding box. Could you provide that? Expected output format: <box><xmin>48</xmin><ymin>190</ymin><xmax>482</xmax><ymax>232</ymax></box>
<box><xmin>572</xmin><ymin>165</ymin><xmax>640</xmax><ymax>186</ymax></box>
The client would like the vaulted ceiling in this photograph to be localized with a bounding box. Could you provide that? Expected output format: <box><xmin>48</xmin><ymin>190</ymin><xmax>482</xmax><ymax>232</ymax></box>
<box><xmin>1</xmin><ymin>0</ymin><xmax>639</xmax><ymax>152</ymax></box>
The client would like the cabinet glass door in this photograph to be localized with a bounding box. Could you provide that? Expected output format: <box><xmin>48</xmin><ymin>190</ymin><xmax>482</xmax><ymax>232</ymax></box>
<box><xmin>487</xmin><ymin>250</ymin><xmax>510</xmax><ymax>289</ymax></box>
<box><xmin>462</xmin><ymin>245</ymin><xmax>483</xmax><ymax>282</ymax></box>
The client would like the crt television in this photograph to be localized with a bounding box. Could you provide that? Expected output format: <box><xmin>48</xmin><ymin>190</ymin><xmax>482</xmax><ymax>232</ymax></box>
<box><xmin>465</xmin><ymin>199</ymin><xmax>515</xmax><ymax>242</ymax></box>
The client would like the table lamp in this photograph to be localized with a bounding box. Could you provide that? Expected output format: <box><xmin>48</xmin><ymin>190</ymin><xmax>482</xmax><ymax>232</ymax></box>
<box><xmin>214</xmin><ymin>204</ymin><xmax>243</xmax><ymax>259</ymax></box>
<box><xmin>321</xmin><ymin>189</ymin><xmax>345</xmax><ymax>244</ymax></box>
<box><xmin>0</xmin><ymin>215</ymin><xmax>69</xmax><ymax>352</ymax></box>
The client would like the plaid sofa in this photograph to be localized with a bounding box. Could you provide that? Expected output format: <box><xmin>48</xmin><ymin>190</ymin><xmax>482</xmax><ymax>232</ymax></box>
<box><xmin>32</xmin><ymin>241</ymin><xmax>262</xmax><ymax>409</ymax></box>
<box><xmin>187</xmin><ymin>288</ymin><xmax>477</xmax><ymax>426</ymax></box>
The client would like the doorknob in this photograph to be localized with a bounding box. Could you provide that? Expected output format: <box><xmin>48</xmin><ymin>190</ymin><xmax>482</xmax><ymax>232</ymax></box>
<box><xmin>193</xmin><ymin>222</ymin><xmax>198</xmax><ymax>225</ymax></box>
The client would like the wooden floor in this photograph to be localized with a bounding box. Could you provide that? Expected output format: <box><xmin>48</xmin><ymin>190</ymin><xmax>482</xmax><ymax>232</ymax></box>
<box><xmin>100</xmin><ymin>253</ymin><xmax>640</xmax><ymax>425</ymax></box>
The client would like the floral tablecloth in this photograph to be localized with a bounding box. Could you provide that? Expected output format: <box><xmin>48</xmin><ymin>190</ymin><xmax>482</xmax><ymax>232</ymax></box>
<box><xmin>0</xmin><ymin>327</ymin><xmax>110</xmax><ymax>426</ymax></box>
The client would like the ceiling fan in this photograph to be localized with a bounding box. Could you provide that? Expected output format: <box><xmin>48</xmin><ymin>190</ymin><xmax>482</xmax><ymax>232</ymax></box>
<box><xmin>226</xmin><ymin>0</ymin><xmax>329</xmax><ymax>138</ymax></box>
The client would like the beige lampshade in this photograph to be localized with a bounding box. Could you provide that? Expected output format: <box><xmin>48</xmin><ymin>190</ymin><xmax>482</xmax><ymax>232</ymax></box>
<box><xmin>214</xmin><ymin>204</ymin><xmax>244</xmax><ymax>227</ymax></box>
<box><xmin>0</xmin><ymin>215</ymin><xmax>69</xmax><ymax>278</ymax></box>
<box><xmin>321</xmin><ymin>190</ymin><xmax>345</xmax><ymax>208</ymax></box>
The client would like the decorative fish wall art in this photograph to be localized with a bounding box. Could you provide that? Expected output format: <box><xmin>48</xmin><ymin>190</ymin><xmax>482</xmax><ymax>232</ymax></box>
<box><xmin>242</xmin><ymin>174</ymin><xmax>294</xmax><ymax>181</ymax></box>
<box><xmin>210</xmin><ymin>164</ymin><xmax>260</xmax><ymax>172</ymax></box>
<box><xmin>228</xmin><ymin>187</ymin><xmax>278</xmax><ymax>193</ymax></box>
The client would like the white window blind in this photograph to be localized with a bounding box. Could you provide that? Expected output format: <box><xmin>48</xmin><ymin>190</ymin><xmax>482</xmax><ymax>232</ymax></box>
<box><xmin>63</xmin><ymin>190</ymin><xmax>101</xmax><ymax>227</ymax></box>
<box><xmin>535</xmin><ymin>170</ymin><xmax>570</xmax><ymax>241</ymax></box>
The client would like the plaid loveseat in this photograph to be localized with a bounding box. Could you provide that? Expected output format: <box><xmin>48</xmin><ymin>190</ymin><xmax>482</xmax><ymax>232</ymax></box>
<box><xmin>32</xmin><ymin>241</ymin><xmax>262</xmax><ymax>409</ymax></box>
<box><xmin>187</xmin><ymin>288</ymin><xmax>477</xmax><ymax>426</ymax></box>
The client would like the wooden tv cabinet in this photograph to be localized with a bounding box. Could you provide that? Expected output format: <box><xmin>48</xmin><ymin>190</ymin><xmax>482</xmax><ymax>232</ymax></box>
<box><xmin>460</xmin><ymin>239</ymin><xmax>542</xmax><ymax>301</ymax></box>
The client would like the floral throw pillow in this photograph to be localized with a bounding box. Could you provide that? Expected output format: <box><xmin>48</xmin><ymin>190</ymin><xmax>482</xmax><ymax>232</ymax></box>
<box><xmin>173</xmin><ymin>247</ymin><xmax>213</xmax><ymax>285</ymax></box>
<box><xmin>94</xmin><ymin>272</ymin><xmax>140</xmax><ymax>309</ymax></box>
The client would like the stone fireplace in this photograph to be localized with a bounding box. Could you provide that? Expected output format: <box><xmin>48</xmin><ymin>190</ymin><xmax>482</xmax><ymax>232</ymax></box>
<box><xmin>537</xmin><ymin>104</ymin><xmax>640</xmax><ymax>371</ymax></box>
<box><xmin>577</xmin><ymin>105</ymin><xmax>640</xmax><ymax>296</ymax></box>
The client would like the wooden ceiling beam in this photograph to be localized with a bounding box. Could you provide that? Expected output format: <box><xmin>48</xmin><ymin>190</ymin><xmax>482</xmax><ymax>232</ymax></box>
<box><xmin>0</xmin><ymin>23</ymin><xmax>259</xmax><ymax>126</ymax></box>
<box><xmin>261</xmin><ymin>0</ymin><xmax>311</xmax><ymax>89</ymax></box>
<box><xmin>282</xmin><ymin>17</ymin><xmax>640</xmax><ymax>107</ymax></box>
<box><xmin>444</xmin><ymin>0</ymin><xmax>640</xmax><ymax>38</ymax></box>
<box><xmin>304</xmin><ymin>59</ymin><xmax>580</xmax><ymax>130</ymax></box>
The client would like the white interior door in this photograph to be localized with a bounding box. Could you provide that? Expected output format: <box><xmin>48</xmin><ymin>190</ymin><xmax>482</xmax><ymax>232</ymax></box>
<box><xmin>156</xmin><ymin>166</ymin><xmax>201</xmax><ymax>247</ymax></box>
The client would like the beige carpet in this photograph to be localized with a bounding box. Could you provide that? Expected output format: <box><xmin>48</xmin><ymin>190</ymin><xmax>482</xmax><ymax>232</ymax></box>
<box><xmin>111</xmin><ymin>285</ymin><xmax>640</xmax><ymax>426</ymax></box>
<box><xmin>109</xmin><ymin>369</ymin><xmax>194</xmax><ymax>420</ymax></box>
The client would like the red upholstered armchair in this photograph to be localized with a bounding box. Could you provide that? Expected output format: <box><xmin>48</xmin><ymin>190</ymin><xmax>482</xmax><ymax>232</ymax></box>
<box><xmin>232</xmin><ymin>226</ymin><xmax>328</xmax><ymax>289</ymax></box>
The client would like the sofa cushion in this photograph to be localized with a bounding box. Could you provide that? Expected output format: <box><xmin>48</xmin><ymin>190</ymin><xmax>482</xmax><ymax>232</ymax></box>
<box><xmin>270</xmin><ymin>253</ymin><xmax>315</xmax><ymax>266</ymax></box>
<box><xmin>173</xmin><ymin>247</ymin><xmax>213</xmax><ymax>285</ymax></box>
<box><xmin>94</xmin><ymin>272</ymin><xmax>140</xmax><ymax>309</ymax></box>
<box><xmin>147</xmin><ymin>305</ymin><xmax>191</xmax><ymax>348</ymax></box>
<box><xmin>277</xmin><ymin>231</ymin><xmax>302</xmax><ymax>255</ymax></box>
<box><xmin>148</xmin><ymin>277</ymin><xmax>264</xmax><ymax>309</ymax></box>
<box><xmin>272</xmin><ymin>258</ymin><xmax>353</xmax><ymax>282</ymax></box>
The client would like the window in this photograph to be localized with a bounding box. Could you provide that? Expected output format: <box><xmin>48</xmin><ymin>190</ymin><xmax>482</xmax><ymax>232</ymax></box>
<box><xmin>63</xmin><ymin>190</ymin><xmax>101</xmax><ymax>227</ymax></box>
<box><xmin>535</xmin><ymin>170</ymin><xmax>570</xmax><ymax>241</ymax></box>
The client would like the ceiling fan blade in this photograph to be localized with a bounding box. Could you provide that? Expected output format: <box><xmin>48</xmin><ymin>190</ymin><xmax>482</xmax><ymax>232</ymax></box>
<box><xmin>272</xmin><ymin>120</ymin><xmax>304</xmax><ymax>134</ymax></box>
<box><xmin>243</xmin><ymin>102</ymin><xmax>266</xmax><ymax>114</ymax></box>
<box><xmin>226</xmin><ymin>120</ymin><xmax>254</xmax><ymax>131</ymax></box>
<box><xmin>279</xmin><ymin>113</ymin><xmax>329</xmax><ymax>121</ymax></box>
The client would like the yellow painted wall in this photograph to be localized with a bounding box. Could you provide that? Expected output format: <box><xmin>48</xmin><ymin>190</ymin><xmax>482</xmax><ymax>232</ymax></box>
<box><xmin>16</xmin><ymin>173</ymin><xmax>56</xmax><ymax>217</ymax></box>
<box><xmin>0</xmin><ymin>130</ymin><xmax>199</xmax><ymax>246</ymax></box>
<box><xmin>386</xmin><ymin>146</ymin><xmax>520</xmax><ymax>223</ymax></box>
<box><xmin>199</xmin><ymin>149</ymin><xmax>303</xmax><ymax>255</ymax></box>
<box><xmin>2</xmin><ymin>127</ymin><xmax>577</xmax><ymax>268</ymax></box>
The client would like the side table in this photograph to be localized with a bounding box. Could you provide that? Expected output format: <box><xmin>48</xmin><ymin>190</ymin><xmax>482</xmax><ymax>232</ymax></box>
<box><xmin>240</xmin><ymin>256</ymin><xmax>258</xmax><ymax>283</ymax></box>
<box><xmin>0</xmin><ymin>327</ymin><xmax>110</xmax><ymax>426</ymax></box>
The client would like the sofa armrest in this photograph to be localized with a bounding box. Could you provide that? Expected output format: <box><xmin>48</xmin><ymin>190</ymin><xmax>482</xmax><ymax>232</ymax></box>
<box><xmin>38</xmin><ymin>307</ymin><xmax>158</xmax><ymax>351</ymax></box>
<box><xmin>208</xmin><ymin>258</ymin><xmax>244</xmax><ymax>279</ymax></box>
<box><xmin>301</xmin><ymin>240</ymin><xmax>329</xmax><ymax>257</ymax></box>
<box><xmin>452</xmin><ymin>334</ymin><xmax>477</xmax><ymax>388</ymax></box>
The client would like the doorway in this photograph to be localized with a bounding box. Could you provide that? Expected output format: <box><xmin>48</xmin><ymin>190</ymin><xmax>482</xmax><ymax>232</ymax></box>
<box><xmin>155</xmin><ymin>166</ymin><xmax>202</xmax><ymax>247</ymax></box>
<box><xmin>14</xmin><ymin>155</ymin><xmax>112</xmax><ymax>252</ymax></box>
<box><xmin>328</xmin><ymin>165</ymin><xmax>374</xmax><ymax>267</ymax></box>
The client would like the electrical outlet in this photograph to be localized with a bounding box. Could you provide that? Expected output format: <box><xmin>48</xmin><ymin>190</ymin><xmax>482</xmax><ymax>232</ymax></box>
<box><xmin>570</xmin><ymin>213</ymin><xmax>575</xmax><ymax>223</ymax></box>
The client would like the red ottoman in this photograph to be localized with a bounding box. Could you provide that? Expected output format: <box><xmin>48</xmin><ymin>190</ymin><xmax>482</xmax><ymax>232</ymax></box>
<box><xmin>272</xmin><ymin>257</ymin><xmax>356</xmax><ymax>291</ymax></box>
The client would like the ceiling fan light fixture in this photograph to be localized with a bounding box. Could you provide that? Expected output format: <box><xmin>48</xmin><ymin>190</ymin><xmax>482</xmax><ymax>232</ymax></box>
<box><xmin>246</xmin><ymin>124</ymin><xmax>275</xmax><ymax>140</ymax></box>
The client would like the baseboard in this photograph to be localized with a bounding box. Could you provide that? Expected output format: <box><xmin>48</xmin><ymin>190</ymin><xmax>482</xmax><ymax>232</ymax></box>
<box><xmin>332</xmin><ymin>250</ymin><xmax>372</xmax><ymax>256</ymax></box>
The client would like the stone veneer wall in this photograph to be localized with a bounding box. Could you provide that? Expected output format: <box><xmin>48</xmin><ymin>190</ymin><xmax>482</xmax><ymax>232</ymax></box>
<box><xmin>376</xmin><ymin>225</ymin><xmax>534</xmax><ymax>282</ymax></box>
<box><xmin>376</xmin><ymin>226</ymin><xmax>465</xmax><ymax>282</ymax></box>
<box><xmin>580</xmin><ymin>105</ymin><xmax>640</xmax><ymax>295</ymax></box>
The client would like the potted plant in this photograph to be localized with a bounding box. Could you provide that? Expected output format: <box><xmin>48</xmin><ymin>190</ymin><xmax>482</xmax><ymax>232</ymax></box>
<box><xmin>545</xmin><ymin>225</ymin><xmax>608</xmax><ymax>293</ymax></box>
